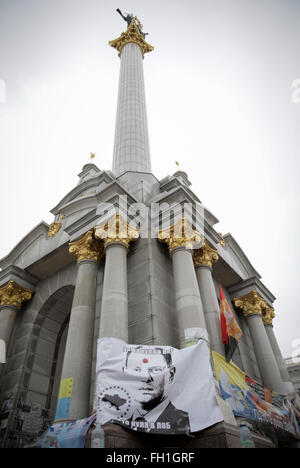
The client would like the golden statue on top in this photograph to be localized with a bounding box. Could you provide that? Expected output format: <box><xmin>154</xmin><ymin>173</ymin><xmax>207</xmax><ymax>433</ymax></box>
<box><xmin>116</xmin><ymin>8</ymin><xmax>149</xmax><ymax>38</ymax></box>
<box><xmin>110</xmin><ymin>9</ymin><xmax>154</xmax><ymax>58</ymax></box>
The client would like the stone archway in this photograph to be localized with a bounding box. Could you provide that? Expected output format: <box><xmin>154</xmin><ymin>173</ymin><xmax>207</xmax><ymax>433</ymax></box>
<box><xmin>24</xmin><ymin>285</ymin><xmax>75</xmax><ymax>430</ymax></box>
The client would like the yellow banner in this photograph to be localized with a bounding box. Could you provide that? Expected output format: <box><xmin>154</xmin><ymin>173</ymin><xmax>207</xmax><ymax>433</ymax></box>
<box><xmin>58</xmin><ymin>377</ymin><xmax>74</xmax><ymax>399</ymax></box>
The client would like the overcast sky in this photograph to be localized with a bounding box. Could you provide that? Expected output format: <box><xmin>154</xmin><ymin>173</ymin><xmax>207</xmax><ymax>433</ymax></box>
<box><xmin>0</xmin><ymin>0</ymin><xmax>299</xmax><ymax>358</ymax></box>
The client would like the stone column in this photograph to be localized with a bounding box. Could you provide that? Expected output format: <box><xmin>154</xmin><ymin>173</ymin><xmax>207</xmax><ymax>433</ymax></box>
<box><xmin>0</xmin><ymin>281</ymin><xmax>32</xmax><ymax>373</ymax></box>
<box><xmin>109</xmin><ymin>18</ymin><xmax>154</xmax><ymax>176</ymax></box>
<box><xmin>95</xmin><ymin>214</ymin><xmax>139</xmax><ymax>341</ymax></box>
<box><xmin>234</xmin><ymin>291</ymin><xmax>284</xmax><ymax>393</ymax></box>
<box><xmin>262</xmin><ymin>306</ymin><xmax>294</xmax><ymax>393</ymax></box>
<box><xmin>55</xmin><ymin>231</ymin><xmax>103</xmax><ymax>422</ymax></box>
<box><xmin>193</xmin><ymin>240</ymin><xmax>224</xmax><ymax>356</ymax></box>
<box><xmin>158</xmin><ymin>219</ymin><xmax>207</xmax><ymax>348</ymax></box>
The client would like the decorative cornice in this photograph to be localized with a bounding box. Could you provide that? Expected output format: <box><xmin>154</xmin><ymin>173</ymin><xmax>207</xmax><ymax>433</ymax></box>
<box><xmin>69</xmin><ymin>230</ymin><xmax>104</xmax><ymax>263</ymax></box>
<box><xmin>234</xmin><ymin>290</ymin><xmax>269</xmax><ymax>318</ymax></box>
<box><xmin>0</xmin><ymin>281</ymin><xmax>32</xmax><ymax>309</ymax></box>
<box><xmin>262</xmin><ymin>305</ymin><xmax>275</xmax><ymax>325</ymax></box>
<box><xmin>48</xmin><ymin>222</ymin><xmax>62</xmax><ymax>238</ymax></box>
<box><xmin>158</xmin><ymin>218</ymin><xmax>201</xmax><ymax>253</ymax></box>
<box><xmin>193</xmin><ymin>238</ymin><xmax>219</xmax><ymax>268</ymax></box>
<box><xmin>109</xmin><ymin>19</ymin><xmax>154</xmax><ymax>58</ymax></box>
<box><xmin>94</xmin><ymin>214</ymin><xmax>139</xmax><ymax>249</ymax></box>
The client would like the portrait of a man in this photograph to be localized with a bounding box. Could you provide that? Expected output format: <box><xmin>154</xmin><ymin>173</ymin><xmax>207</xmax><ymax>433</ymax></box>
<box><xmin>96</xmin><ymin>337</ymin><xmax>223</xmax><ymax>435</ymax></box>
<box><xmin>122</xmin><ymin>346</ymin><xmax>190</xmax><ymax>434</ymax></box>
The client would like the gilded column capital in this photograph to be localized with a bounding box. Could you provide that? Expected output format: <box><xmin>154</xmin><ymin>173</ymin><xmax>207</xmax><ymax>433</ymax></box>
<box><xmin>262</xmin><ymin>305</ymin><xmax>275</xmax><ymax>325</ymax></box>
<box><xmin>158</xmin><ymin>218</ymin><xmax>201</xmax><ymax>253</ymax></box>
<box><xmin>0</xmin><ymin>281</ymin><xmax>32</xmax><ymax>310</ymax></box>
<box><xmin>69</xmin><ymin>230</ymin><xmax>104</xmax><ymax>263</ymax></box>
<box><xmin>94</xmin><ymin>214</ymin><xmax>139</xmax><ymax>249</ymax></box>
<box><xmin>234</xmin><ymin>291</ymin><xmax>268</xmax><ymax>318</ymax></box>
<box><xmin>109</xmin><ymin>19</ymin><xmax>154</xmax><ymax>58</ymax></box>
<box><xmin>193</xmin><ymin>238</ymin><xmax>219</xmax><ymax>268</ymax></box>
<box><xmin>48</xmin><ymin>221</ymin><xmax>62</xmax><ymax>238</ymax></box>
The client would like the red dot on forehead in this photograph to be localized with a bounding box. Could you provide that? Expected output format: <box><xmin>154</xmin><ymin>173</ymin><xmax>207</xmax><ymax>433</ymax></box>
<box><xmin>142</xmin><ymin>358</ymin><xmax>148</xmax><ymax>363</ymax></box>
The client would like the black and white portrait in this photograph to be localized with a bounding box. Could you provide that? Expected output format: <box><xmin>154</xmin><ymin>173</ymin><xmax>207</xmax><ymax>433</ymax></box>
<box><xmin>96</xmin><ymin>338</ymin><xmax>223</xmax><ymax>434</ymax></box>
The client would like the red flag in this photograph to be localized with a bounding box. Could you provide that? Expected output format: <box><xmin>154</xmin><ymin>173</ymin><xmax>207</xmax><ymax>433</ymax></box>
<box><xmin>219</xmin><ymin>285</ymin><xmax>243</xmax><ymax>362</ymax></box>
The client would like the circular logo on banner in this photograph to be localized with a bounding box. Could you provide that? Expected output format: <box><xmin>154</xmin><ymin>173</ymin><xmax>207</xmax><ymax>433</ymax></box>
<box><xmin>98</xmin><ymin>385</ymin><xmax>132</xmax><ymax>420</ymax></box>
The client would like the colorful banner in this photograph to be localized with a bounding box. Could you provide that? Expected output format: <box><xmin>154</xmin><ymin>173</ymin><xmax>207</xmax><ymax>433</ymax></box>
<box><xmin>54</xmin><ymin>377</ymin><xmax>74</xmax><ymax>420</ymax></box>
<box><xmin>36</xmin><ymin>414</ymin><xmax>96</xmax><ymax>448</ymax></box>
<box><xmin>212</xmin><ymin>351</ymin><xmax>300</xmax><ymax>437</ymax></box>
<box><xmin>96</xmin><ymin>337</ymin><xmax>223</xmax><ymax>435</ymax></box>
<box><xmin>219</xmin><ymin>285</ymin><xmax>242</xmax><ymax>362</ymax></box>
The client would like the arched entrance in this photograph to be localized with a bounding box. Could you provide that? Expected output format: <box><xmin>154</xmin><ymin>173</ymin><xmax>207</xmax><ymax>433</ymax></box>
<box><xmin>1</xmin><ymin>285</ymin><xmax>75</xmax><ymax>447</ymax></box>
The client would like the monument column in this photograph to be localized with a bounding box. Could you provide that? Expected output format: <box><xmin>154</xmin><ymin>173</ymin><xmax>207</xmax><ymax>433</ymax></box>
<box><xmin>193</xmin><ymin>240</ymin><xmax>224</xmax><ymax>356</ymax></box>
<box><xmin>234</xmin><ymin>291</ymin><xmax>284</xmax><ymax>393</ymax></box>
<box><xmin>262</xmin><ymin>306</ymin><xmax>294</xmax><ymax>393</ymax></box>
<box><xmin>0</xmin><ymin>281</ymin><xmax>32</xmax><ymax>372</ymax></box>
<box><xmin>109</xmin><ymin>17</ymin><xmax>154</xmax><ymax>176</ymax></box>
<box><xmin>158</xmin><ymin>219</ymin><xmax>208</xmax><ymax>348</ymax></box>
<box><xmin>55</xmin><ymin>231</ymin><xmax>103</xmax><ymax>421</ymax></box>
<box><xmin>95</xmin><ymin>214</ymin><xmax>139</xmax><ymax>341</ymax></box>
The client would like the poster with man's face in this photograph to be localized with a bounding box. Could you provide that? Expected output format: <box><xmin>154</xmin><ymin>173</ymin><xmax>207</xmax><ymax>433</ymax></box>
<box><xmin>95</xmin><ymin>338</ymin><xmax>223</xmax><ymax>435</ymax></box>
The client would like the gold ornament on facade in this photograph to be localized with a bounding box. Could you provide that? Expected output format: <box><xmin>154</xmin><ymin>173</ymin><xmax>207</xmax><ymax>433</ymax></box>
<box><xmin>69</xmin><ymin>230</ymin><xmax>104</xmax><ymax>263</ymax></box>
<box><xmin>234</xmin><ymin>291</ymin><xmax>268</xmax><ymax>318</ymax></box>
<box><xmin>94</xmin><ymin>214</ymin><xmax>139</xmax><ymax>249</ymax></box>
<box><xmin>193</xmin><ymin>238</ymin><xmax>219</xmax><ymax>268</ymax></box>
<box><xmin>48</xmin><ymin>222</ymin><xmax>62</xmax><ymax>238</ymax></box>
<box><xmin>158</xmin><ymin>218</ymin><xmax>201</xmax><ymax>253</ymax></box>
<box><xmin>109</xmin><ymin>19</ymin><xmax>154</xmax><ymax>58</ymax></box>
<box><xmin>218</xmin><ymin>233</ymin><xmax>226</xmax><ymax>248</ymax></box>
<box><xmin>262</xmin><ymin>305</ymin><xmax>275</xmax><ymax>325</ymax></box>
<box><xmin>0</xmin><ymin>281</ymin><xmax>32</xmax><ymax>310</ymax></box>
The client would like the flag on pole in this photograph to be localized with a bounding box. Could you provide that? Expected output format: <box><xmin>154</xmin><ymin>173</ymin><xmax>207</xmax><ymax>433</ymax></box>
<box><xmin>219</xmin><ymin>285</ymin><xmax>243</xmax><ymax>362</ymax></box>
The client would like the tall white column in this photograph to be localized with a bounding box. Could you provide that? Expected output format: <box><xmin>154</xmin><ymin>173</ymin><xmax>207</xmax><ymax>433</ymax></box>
<box><xmin>95</xmin><ymin>214</ymin><xmax>139</xmax><ymax>341</ymax></box>
<box><xmin>55</xmin><ymin>231</ymin><xmax>103</xmax><ymax>422</ymax></box>
<box><xmin>234</xmin><ymin>292</ymin><xmax>284</xmax><ymax>393</ymax></box>
<box><xmin>109</xmin><ymin>19</ymin><xmax>154</xmax><ymax>176</ymax></box>
<box><xmin>193</xmin><ymin>240</ymin><xmax>224</xmax><ymax>356</ymax></box>
<box><xmin>262</xmin><ymin>306</ymin><xmax>294</xmax><ymax>393</ymax></box>
<box><xmin>159</xmin><ymin>219</ymin><xmax>208</xmax><ymax>348</ymax></box>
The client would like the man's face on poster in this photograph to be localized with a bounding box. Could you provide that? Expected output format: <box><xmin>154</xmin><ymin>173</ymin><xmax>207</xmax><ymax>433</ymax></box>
<box><xmin>124</xmin><ymin>352</ymin><xmax>175</xmax><ymax>408</ymax></box>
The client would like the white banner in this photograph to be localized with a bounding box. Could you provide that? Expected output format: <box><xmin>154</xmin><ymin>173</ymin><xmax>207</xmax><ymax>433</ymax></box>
<box><xmin>96</xmin><ymin>338</ymin><xmax>223</xmax><ymax>435</ymax></box>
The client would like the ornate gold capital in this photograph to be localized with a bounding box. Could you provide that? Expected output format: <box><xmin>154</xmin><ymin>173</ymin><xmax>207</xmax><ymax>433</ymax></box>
<box><xmin>48</xmin><ymin>222</ymin><xmax>61</xmax><ymax>238</ymax></box>
<box><xmin>234</xmin><ymin>291</ymin><xmax>268</xmax><ymax>318</ymax></box>
<box><xmin>158</xmin><ymin>218</ymin><xmax>201</xmax><ymax>253</ymax></box>
<box><xmin>0</xmin><ymin>281</ymin><xmax>32</xmax><ymax>310</ymax></box>
<box><xmin>262</xmin><ymin>305</ymin><xmax>275</xmax><ymax>325</ymax></box>
<box><xmin>94</xmin><ymin>214</ymin><xmax>139</xmax><ymax>249</ymax></box>
<box><xmin>193</xmin><ymin>238</ymin><xmax>219</xmax><ymax>268</ymax></box>
<box><xmin>109</xmin><ymin>19</ymin><xmax>154</xmax><ymax>58</ymax></box>
<box><xmin>69</xmin><ymin>230</ymin><xmax>104</xmax><ymax>263</ymax></box>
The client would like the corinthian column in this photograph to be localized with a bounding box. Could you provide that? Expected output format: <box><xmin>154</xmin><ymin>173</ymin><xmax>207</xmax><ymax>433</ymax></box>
<box><xmin>262</xmin><ymin>306</ymin><xmax>294</xmax><ymax>393</ymax></box>
<box><xmin>234</xmin><ymin>291</ymin><xmax>283</xmax><ymax>393</ymax></box>
<box><xmin>109</xmin><ymin>18</ymin><xmax>154</xmax><ymax>176</ymax></box>
<box><xmin>55</xmin><ymin>231</ymin><xmax>103</xmax><ymax>422</ymax></box>
<box><xmin>158</xmin><ymin>219</ymin><xmax>207</xmax><ymax>348</ymax></box>
<box><xmin>193</xmin><ymin>240</ymin><xmax>224</xmax><ymax>356</ymax></box>
<box><xmin>95</xmin><ymin>214</ymin><xmax>139</xmax><ymax>341</ymax></box>
<box><xmin>0</xmin><ymin>281</ymin><xmax>32</xmax><ymax>370</ymax></box>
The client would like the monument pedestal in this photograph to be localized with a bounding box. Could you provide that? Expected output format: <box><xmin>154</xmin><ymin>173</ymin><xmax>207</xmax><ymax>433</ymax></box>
<box><xmin>85</xmin><ymin>421</ymin><xmax>275</xmax><ymax>449</ymax></box>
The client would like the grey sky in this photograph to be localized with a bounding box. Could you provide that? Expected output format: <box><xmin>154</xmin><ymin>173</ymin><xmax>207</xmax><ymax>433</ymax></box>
<box><xmin>0</xmin><ymin>0</ymin><xmax>299</xmax><ymax>358</ymax></box>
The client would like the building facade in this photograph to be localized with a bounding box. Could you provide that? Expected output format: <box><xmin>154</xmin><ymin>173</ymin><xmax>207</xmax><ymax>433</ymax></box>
<box><xmin>285</xmin><ymin>358</ymin><xmax>300</xmax><ymax>397</ymax></box>
<box><xmin>0</xmin><ymin>17</ymin><xmax>296</xmax><ymax>448</ymax></box>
